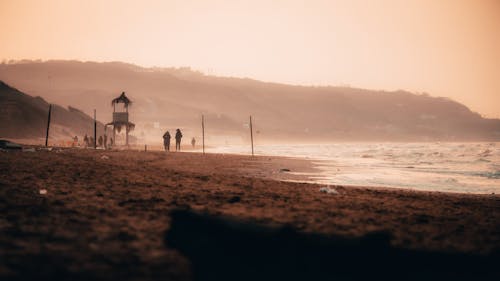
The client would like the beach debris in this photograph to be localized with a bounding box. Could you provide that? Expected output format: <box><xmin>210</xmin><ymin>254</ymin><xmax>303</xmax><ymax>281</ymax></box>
<box><xmin>227</xmin><ymin>196</ymin><xmax>241</xmax><ymax>204</ymax></box>
<box><xmin>117</xmin><ymin>231</ymin><xmax>137</xmax><ymax>242</ymax></box>
<box><xmin>445</xmin><ymin>178</ymin><xmax>458</xmax><ymax>183</ymax></box>
<box><xmin>319</xmin><ymin>186</ymin><xmax>339</xmax><ymax>195</ymax></box>
<box><xmin>195</xmin><ymin>175</ymin><xmax>210</xmax><ymax>181</ymax></box>
<box><xmin>101</xmin><ymin>155</ymin><xmax>110</xmax><ymax>160</ymax></box>
<box><xmin>0</xmin><ymin>139</ymin><xmax>22</xmax><ymax>150</ymax></box>
<box><xmin>478</xmin><ymin>149</ymin><xmax>491</xmax><ymax>157</ymax></box>
<box><xmin>279</xmin><ymin>168</ymin><xmax>291</xmax><ymax>172</ymax></box>
<box><xmin>39</xmin><ymin>189</ymin><xmax>47</xmax><ymax>195</ymax></box>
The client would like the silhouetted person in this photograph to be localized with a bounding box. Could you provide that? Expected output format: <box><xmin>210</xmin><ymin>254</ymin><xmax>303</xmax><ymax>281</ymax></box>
<box><xmin>175</xmin><ymin>129</ymin><xmax>183</xmax><ymax>151</ymax></box>
<box><xmin>83</xmin><ymin>134</ymin><xmax>89</xmax><ymax>148</ymax></box>
<box><xmin>103</xmin><ymin>135</ymin><xmax>108</xmax><ymax>149</ymax></box>
<box><xmin>191</xmin><ymin>137</ymin><xmax>196</xmax><ymax>148</ymax></box>
<box><xmin>98</xmin><ymin>136</ymin><xmax>103</xmax><ymax>147</ymax></box>
<box><xmin>163</xmin><ymin>131</ymin><xmax>171</xmax><ymax>151</ymax></box>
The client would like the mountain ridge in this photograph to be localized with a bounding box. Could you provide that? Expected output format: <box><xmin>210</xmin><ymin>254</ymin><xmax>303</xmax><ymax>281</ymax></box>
<box><xmin>0</xmin><ymin>60</ymin><xmax>498</xmax><ymax>142</ymax></box>
<box><xmin>0</xmin><ymin>80</ymin><xmax>104</xmax><ymax>141</ymax></box>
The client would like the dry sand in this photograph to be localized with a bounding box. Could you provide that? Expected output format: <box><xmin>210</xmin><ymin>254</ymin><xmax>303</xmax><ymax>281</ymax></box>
<box><xmin>0</xmin><ymin>149</ymin><xmax>499</xmax><ymax>280</ymax></box>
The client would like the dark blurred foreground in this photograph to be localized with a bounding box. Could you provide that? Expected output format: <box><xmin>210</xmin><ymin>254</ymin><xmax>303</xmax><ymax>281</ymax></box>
<box><xmin>166</xmin><ymin>210</ymin><xmax>500</xmax><ymax>281</ymax></box>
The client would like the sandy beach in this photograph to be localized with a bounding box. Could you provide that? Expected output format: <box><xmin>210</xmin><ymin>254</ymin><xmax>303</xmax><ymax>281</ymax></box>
<box><xmin>0</xmin><ymin>149</ymin><xmax>499</xmax><ymax>280</ymax></box>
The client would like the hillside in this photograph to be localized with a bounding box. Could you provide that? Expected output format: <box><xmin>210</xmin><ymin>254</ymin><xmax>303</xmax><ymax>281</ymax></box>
<box><xmin>0</xmin><ymin>60</ymin><xmax>499</xmax><ymax>142</ymax></box>
<box><xmin>0</xmin><ymin>81</ymin><xmax>104</xmax><ymax>142</ymax></box>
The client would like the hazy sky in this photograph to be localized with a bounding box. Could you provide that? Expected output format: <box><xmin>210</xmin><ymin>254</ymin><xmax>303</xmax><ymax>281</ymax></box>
<box><xmin>1</xmin><ymin>0</ymin><xmax>499</xmax><ymax>117</ymax></box>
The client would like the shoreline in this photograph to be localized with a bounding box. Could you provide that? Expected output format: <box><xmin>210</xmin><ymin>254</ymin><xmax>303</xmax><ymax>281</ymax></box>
<box><xmin>4</xmin><ymin>144</ymin><xmax>499</xmax><ymax>196</ymax></box>
<box><xmin>3</xmin><ymin>140</ymin><xmax>499</xmax><ymax>196</ymax></box>
<box><xmin>5</xmin><ymin>139</ymin><xmax>499</xmax><ymax>195</ymax></box>
<box><xmin>208</xmin><ymin>142</ymin><xmax>500</xmax><ymax>195</ymax></box>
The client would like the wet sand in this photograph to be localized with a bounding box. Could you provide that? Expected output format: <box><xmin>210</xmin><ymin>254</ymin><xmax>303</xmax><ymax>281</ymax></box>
<box><xmin>0</xmin><ymin>149</ymin><xmax>499</xmax><ymax>280</ymax></box>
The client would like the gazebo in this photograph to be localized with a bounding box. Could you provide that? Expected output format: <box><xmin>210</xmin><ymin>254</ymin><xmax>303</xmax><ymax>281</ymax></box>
<box><xmin>106</xmin><ymin>92</ymin><xmax>135</xmax><ymax>146</ymax></box>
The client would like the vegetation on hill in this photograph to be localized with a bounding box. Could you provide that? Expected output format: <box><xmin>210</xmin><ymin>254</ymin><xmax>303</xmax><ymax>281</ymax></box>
<box><xmin>0</xmin><ymin>60</ymin><xmax>499</xmax><ymax>141</ymax></box>
<box><xmin>0</xmin><ymin>81</ymin><xmax>104</xmax><ymax>140</ymax></box>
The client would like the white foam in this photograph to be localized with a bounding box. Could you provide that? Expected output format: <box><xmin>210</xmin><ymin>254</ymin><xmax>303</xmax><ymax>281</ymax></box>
<box><xmin>210</xmin><ymin>142</ymin><xmax>500</xmax><ymax>194</ymax></box>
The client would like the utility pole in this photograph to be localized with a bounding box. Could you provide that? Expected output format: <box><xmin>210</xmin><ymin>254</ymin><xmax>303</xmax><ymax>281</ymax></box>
<box><xmin>202</xmin><ymin>114</ymin><xmax>205</xmax><ymax>154</ymax></box>
<box><xmin>94</xmin><ymin>109</ymin><xmax>97</xmax><ymax>149</ymax></box>
<box><xmin>45</xmin><ymin>104</ymin><xmax>52</xmax><ymax>147</ymax></box>
<box><xmin>249</xmin><ymin>115</ymin><xmax>254</xmax><ymax>156</ymax></box>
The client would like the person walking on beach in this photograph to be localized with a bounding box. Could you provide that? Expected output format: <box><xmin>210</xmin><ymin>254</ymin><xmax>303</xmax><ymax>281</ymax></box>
<box><xmin>175</xmin><ymin>129</ymin><xmax>183</xmax><ymax>151</ymax></box>
<box><xmin>98</xmin><ymin>136</ymin><xmax>103</xmax><ymax>147</ymax></box>
<box><xmin>83</xmin><ymin>134</ymin><xmax>89</xmax><ymax>148</ymax></box>
<box><xmin>191</xmin><ymin>137</ymin><xmax>196</xmax><ymax>148</ymax></box>
<box><xmin>163</xmin><ymin>131</ymin><xmax>171</xmax><ymax>151</ymax></box>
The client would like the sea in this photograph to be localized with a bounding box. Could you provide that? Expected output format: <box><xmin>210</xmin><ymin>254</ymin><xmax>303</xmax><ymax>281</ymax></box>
<box><xmin>209</xmin><ymin>142</ymin><xmax>500</xmax><ymax>194</ymax></box>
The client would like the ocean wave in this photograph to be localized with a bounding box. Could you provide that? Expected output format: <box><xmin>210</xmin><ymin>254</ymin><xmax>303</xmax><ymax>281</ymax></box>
<box><xmin>210</xmin><ymin>142</ymin><xmax>500</xmax><ymax>193</ymax></box>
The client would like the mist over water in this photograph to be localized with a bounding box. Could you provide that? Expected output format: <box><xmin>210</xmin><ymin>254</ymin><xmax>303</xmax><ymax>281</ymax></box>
<box><xmin>209</xmin><ymin>142</ymin><xmax>500</xmax><ymax>194</ymax></box>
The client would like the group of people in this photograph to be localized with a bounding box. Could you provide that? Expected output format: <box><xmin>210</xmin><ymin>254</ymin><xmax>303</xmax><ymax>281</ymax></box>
<box><xmin>162</xmin><ymin>128</ymin><xmax>196</xmax><ymax>151</ymax></box>
<box><xmin>73</xmin><ymin>129</ymin><xmax>193</xmax><ymax>151</ymax></box>
<box><xmin>78</xmin><ymin>134</ymin><xmax>113</xmax><ymax>148</ymax></box>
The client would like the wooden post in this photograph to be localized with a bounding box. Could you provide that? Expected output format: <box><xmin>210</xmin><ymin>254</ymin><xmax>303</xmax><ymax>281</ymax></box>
<box><xmin>45</xmin><ymin>104</ymin><xmax>52</xmax><ymax>147</ymax></box>
<box><xmin>104</xmin><ymin>125</ymin><xmax>107</xmax><ymax>149</ymax></box>
<box><xmin>94</xmin><ymin>109</ymin><xmax>97</xmax><ymax>149</ymax></box>
<box><xmin>202</xmin><ymin>114</ymin><xmax>205</xmax><ymax>154</ymax></box>
<box><xmin>249</xmin><ymin>115</ymin><xmax>254</xmax><ymax>156</ymax></box>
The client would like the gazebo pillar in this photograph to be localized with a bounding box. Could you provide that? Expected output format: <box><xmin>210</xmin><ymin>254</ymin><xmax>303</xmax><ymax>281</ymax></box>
<box><xmin>126</xmin><ymin>127</ymin><xmax>129</xmax><ymax>146</ymax></box>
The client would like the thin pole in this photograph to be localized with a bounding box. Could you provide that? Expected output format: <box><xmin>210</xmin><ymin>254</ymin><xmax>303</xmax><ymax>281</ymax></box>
<box><xmin>249</xmin><ymin>115</ymin><xmax>254</xmax><ymax>156</ymax></box>
<box><xmin>45</xmin><ymin>104</ymin><xmax>52</xmax><ymax>147</ymax></box>
<box><xmin>202</xmin><ymin>115</ymin><xmax>205</xmax><ymax>154</ymax></box>
<box><xmin>104</xmin><ymin>125</ymin><xmax>107</xmax><ymax>149</ymax></box>
<box><xmin>126</xmin><ymin>127</ymin><xmax>129</xmax><ymax>146</ymax></box>
<box><xmin>94</xmin><ymin>109</ymin><xmax>97</xmax><ymax>149</ymax></box>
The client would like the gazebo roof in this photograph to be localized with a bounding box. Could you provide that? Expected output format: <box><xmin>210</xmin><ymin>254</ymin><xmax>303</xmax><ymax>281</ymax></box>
<box><xmin>111</xmin><ymin>92</ymin><xmax>132</xmax><ymax>107</ymax></box>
